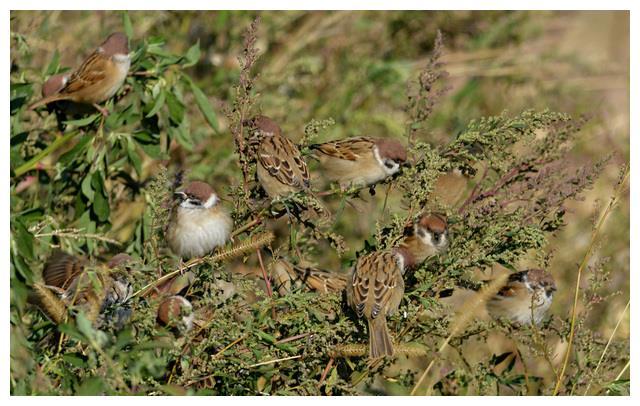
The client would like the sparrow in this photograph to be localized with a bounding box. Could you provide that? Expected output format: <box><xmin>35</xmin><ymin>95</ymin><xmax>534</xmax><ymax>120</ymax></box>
<box><xmin>157</xmin><ymin>295</ymin><xmax>194</xmax><ymax>333</ymax></box>
<box><xmin>400</xmin><ymin>212</ymin><xmax>449</xmax><ymax>264</ymax></box>
<box><xmin>310</xmin><ymin>136</ymin><xmax>408</xmax><ymax>188</ymax></box>
<box><xmin>36</xmin><ymin>250</ymin><xmax>134</xmax><ymax>326</ymax></box>
<box><xmin>245</xmin><ymin>115</ymin><xmax>311</xmax><ymax>199</ymax></box>
<box><xmin>167</xmin><ymin>181</ymin><xmax>233</xmax><ymax>259</ymax></box>
<box><xmin>270</xmin><ymin>259</ymin><xmax>348</xmax><ymax>295</ymax></box>
<box><xmin>486</xmin><ymin>268</ymin><xmax>556</xmax><ymax>325</ymax></box>
<box><xmin>28</xmin><ymin>32</ymin><xmax>130</xmax><ymax>116</ymax></box>
<box><xmin>347</xmin><ymin>212</ymin><xmax>449</xmax><ymax>359</ymax></box>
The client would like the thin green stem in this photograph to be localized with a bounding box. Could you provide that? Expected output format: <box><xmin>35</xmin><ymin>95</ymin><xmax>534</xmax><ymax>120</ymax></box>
<box><xmin>14</xmin><ymin>130</ymin><xmax>78</xmax><ymax>177</ymax></box>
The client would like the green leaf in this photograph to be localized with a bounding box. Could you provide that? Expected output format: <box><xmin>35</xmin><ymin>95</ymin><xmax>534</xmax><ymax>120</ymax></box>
<box><xmin>59</xmin><ymin>134</ymin><xmax>92</xmax><ymax>165</ymax></box>
<box><xmin>12</xmin><ymin>220</ymin><xmax>34</xmax><ymax>261</ymax></box>
<box><xmin>81</xmin><ymin>175</ymin><xmax>94</xmax><ymax>200</ymax></box>
<box><xmin>185</xmin><ymin>76</ymin><xmax>219</xmax><ymax>132</ymax></box>
<box><xmin>146</xmin><ymin>89</ymin><xmax>165</xmax><ymax>118</ymax></box>
<box><xmin>44</xmin><ymin>50</ymin><xmax>61</xmax><ymax>76</ymax></box>
<box><xmin>165</xmin><ymin>91</ymin><xmax>185</xmax><ymax>125</ymax></box>
<box><xmin>93</xmin><ymin>194</ymin><xmax>109</xmax><ymax>222</ymax></box>
<box><xmin>182</xmin><ymin>40</ymin><xmax>201</xmax><ymax>68</ymax></box>
<box><xmin>76</xmin><ymin>376</ymin><xmax>106</xmax><ymax>395</ymax></box>
<box><xmin>63</xmin><ymin>353</ymin><xmax>87</xmax><ymax>368</ymax></box>
<box><xmin>122</xmin><ymin>11</ymin><xmax>134</xmax><ymax>39</ymax></box>
<box><xmin>63</xmin><ymin>113</ymin><xmax>101</xmax><ymax>128</ymax></box>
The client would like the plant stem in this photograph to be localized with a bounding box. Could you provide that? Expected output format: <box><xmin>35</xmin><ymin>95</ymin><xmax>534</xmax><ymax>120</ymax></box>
<box><xmin>552</xmin><ymin>166</ymin><xmax>628</xmax><ymax>395</ymax></box>
<box><xmin>14</xmin><ymin>130</ymin><xmax>78</xmax><ymax>177</ymax></box>
<box><xmin>582</xmin><ymin>299</ymin><xmax>630</xmax><ymax>395</ymax></box>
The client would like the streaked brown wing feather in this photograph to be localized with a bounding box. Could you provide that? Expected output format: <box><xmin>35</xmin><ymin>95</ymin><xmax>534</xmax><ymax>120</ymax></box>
<box><xmin>351</xmin><ymin>252</ymin><xmax>401</xmax><ymax>319</ymax></box>
<box><xmin>258</xmin><ymin>135</ymin><xmax>310</xmax><ymax>188</ymax></box>
<box><xmin>43</xmin><ymin>250</ymin><xmax>85</xmax><ymax>289</ymax></box>
<box><xmin>61</xmin><ymin>51</ymin><xmax>109</xmax><ymax>95</ymax></box>
<box><xmin>311</xmin><ymin>137</ymin><xmax>375</xmax><ymax>161</ymax></box>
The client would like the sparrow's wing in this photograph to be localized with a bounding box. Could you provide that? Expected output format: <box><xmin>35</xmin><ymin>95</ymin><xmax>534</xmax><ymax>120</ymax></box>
<box><xmin>351</xmin><ymin>251</ymin><xmax>402</xmax><ymax>319</ymax></box>
<box><xmin>258</xmin><ymin>135</ymin><xmax>310</xmax><ymax>189</ymax></box>
<box><xmin>272</xmin><ymin>259</ymin><xmax>347</xmax><ymax>294</ymax></box>
<box><xmin>61</xmin><ymin>50</ymin><xmax>109</xmax><ymax>95</ymax></box>
<box><xmin>43</xmin><ymin>250</ymin><xmax>86</xmax><ymax>289</ymax></box>
<box><xmin>310</xmin><ymin>137</ymin><xmax>375</xmax><ymax>161</ymax></box>
<box><xmin>292</xmin><ymin>264</ymin><xmax>347</xmax><ymax>293</ymax></box>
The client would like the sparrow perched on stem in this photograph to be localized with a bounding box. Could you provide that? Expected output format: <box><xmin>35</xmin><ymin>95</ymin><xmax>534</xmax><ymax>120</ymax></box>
<box><xmin>310</xmin><ymin>137</ymin><xmax>408</xmax><ymax>188</ymax></box>
<box><xmin>245</xmin><ymin>115</ymin><xmax>311</xmax><ymax>199</ymax></box>
<box><xmin>486</xmin><ymin>268</ymin><xmax>556</xmax><ymax>325</ymax></box>
<box><xmin>28</xmin><ymin>32</ymin><xmax>130</xmax><ymax>116</ymax></box>
<box><xmin>167</xmin><ymin>181</ymin><xmax>233</xmax><ymax>259</ymax></box>
<box><xmin>347</xmin><ymin>213</ymin><xmax>449</xmax><ymax>359</ymax></box>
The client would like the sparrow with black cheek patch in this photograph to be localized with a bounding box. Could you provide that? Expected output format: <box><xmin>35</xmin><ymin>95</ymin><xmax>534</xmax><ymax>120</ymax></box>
<box><xmin>28</xmin><ymin>32</ymin><xmax>130</xmax><ymax>116</ymax></box>
<box><xmin>347</xmin><ymin>212</ymin><xmax>449</xmax><ymax>359</ymax></box>
<box><xmin>400</xmin><ymin>212</ymin><xmax>449</xmax><ymax>264</ymax></box>
<box><xmin>486</xmin><ymin>268</ymin><xmax>556</xmax><ymax>325</ymax></box>
<box><xmin>244</xmin><ymin>115</ymin><xmax>311</xmax><ymax>199</ymax></box>
<box><xmin>167</xmin><ymin>181</ymin><xmax>233</xmax><ymax>259</ymax></box>
<box><xmin>310</xmin><ymin>137</ymin><xmax>408</xmax><ymax>188</ymax></box>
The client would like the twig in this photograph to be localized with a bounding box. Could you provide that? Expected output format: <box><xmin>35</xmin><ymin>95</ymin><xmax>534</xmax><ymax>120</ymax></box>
<box><xmin>14</xmin><ymin>130</ymin><xmax>78</xmax><ymax>177</ymax></box>
<box><xmin>552</xmin><ymin>166</ymin><xmax>628</xmax><ymax>395</ymax></box>
<box><xmin>34</xmin><ymin>228</ymin><xmax>121</xmax><ymax>245</ymax></box>
<box><xmin>318</xmin><ymin>357</ymin><xmax>334</xmax><ymax>387</ymax></box>
<box><xmin>582</xmin><ymin>299</ymin><xmax>630</xmax><ymax>395</ymax></box>
<box><xmin>248</xmin><ymin>354</ymin><xmax>302</xmax><ymax>368</ymax></box>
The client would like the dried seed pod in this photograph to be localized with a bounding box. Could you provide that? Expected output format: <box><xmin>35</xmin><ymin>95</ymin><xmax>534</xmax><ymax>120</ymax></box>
<box><xmin>157</xmin><ymin>295</ymin><xmax>194</xmax><ymax>333</ymax></box>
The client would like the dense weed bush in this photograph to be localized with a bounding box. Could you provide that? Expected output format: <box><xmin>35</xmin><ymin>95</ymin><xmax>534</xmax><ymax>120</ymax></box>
<box><xmin>10</xmin><ymin>11</ymin><xmax>628</xmax><ymax>395</ymax></box>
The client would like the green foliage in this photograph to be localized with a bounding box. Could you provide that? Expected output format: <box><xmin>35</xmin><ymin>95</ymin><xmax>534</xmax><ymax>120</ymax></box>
<box><xmin>10</xmin><ymin>11</ymin><xmax>628</xmax><ymax>395</ymax></box>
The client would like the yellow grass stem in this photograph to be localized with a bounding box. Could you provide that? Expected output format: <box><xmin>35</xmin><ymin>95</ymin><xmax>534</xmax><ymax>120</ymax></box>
<box><xmin>552</xmin><ymin>166</ymin><xmax>628</xmax><ymax>395</ymax></box>
<box><xmin>582</xmin><ymin>299</ymin><xmax>630</xmax><ymax>395</ymax></box>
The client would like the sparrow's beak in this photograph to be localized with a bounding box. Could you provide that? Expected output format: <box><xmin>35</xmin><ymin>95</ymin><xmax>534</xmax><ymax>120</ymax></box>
<box><xmin>174</xmin><ymin>191</ymin><xmax>187</xmax><ymax>200</ymax></box>
<box><xmin>400</xmin><ymin>161</ymin><xmax>412</xmax><ymax>168</ymax></box>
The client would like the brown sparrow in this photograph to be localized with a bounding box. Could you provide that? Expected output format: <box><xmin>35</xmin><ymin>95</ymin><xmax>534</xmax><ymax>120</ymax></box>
<box><xmin>310</xmin><ymin>137</ymin><xmax>407</xmax><ymax>188</ymax></box>
<box><xmin>157</xmin><ymin>295</ymin><xmax>194</xmax><ymax>333</ymax></box>
<box><xmin>28</xmin><ymin>32</ymin><xmax>130</xmax><ymax>115</ymax></box>
<box><xmin>167</xmin><ymin>181</ymin><xmax>233</xmax><ymax>259</ymax></box>
<box><xmin>347</xmin><ymin>213</ymin><xmax>449</xmax><ymax>359</ymax></box>
<box><xmin>486</xmin><ymin>268</ymin><xmax>556</xmax><ymax>325</ymax></box>
<box><xmin>245</xmin><ymin>115</ymin><xmax>311</xmax><ymax>198</ymax></box>
<box><xmin>271</xmin><ymin>259</ymin><xmax>348</xmax><ymax>295</ymax></box>
<box><xmin>400</xmin><ymin>212</ymin><xmax>449</xmax><ymax>264</ymax></box>
<box><xmin>37</xmin><ymin>250</ymin><xmax>134</xmax><ymax>325</ymax></box>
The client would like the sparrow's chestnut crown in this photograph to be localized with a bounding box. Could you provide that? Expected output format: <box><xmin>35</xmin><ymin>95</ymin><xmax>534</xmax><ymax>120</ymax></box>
<box><xmin>245</xmin><ymin>115</ymin><xmax>281</xmax><ymax>136</ymax></box>
<box><xmin>100</xmin><ymin>32</ymin><xmax>129</xmax><ymax>56</ymax></box>
<box><xmin>375</xmin><ymin>138</ymin><xmax>407</xmax><ymax>163</ymax></box>
<box><xmin>178</xmin><ymin>181</ymin><xmax>215</xmax><ymax>202</ymax></box>
<box><xmin>525</xmin><ymin>268</ymin><xmax>557</xmax><ymax>292</ymax></box>
<box><xmin>418</xmin><ymin>213</ymin><xmax>447</xmax><ymax>234</ymax></box>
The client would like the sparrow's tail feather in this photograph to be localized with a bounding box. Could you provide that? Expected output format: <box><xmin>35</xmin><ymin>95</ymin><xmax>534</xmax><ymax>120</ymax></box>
<box><xmin>28</xmin><ymin>94</ymin><xmax>70</xmax><ymax>111</ymax></box>
<box><xmin>368</xmin><ymin>317</ymin><xmax>394</xmax><ymax>359</ymax></box>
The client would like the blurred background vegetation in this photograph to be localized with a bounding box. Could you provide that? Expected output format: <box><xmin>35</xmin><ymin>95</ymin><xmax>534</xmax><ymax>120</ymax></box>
<box><xmin>10</xmin><ymin>11</ymin><xmax>629</xmax><ymax>395</ymax></box>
